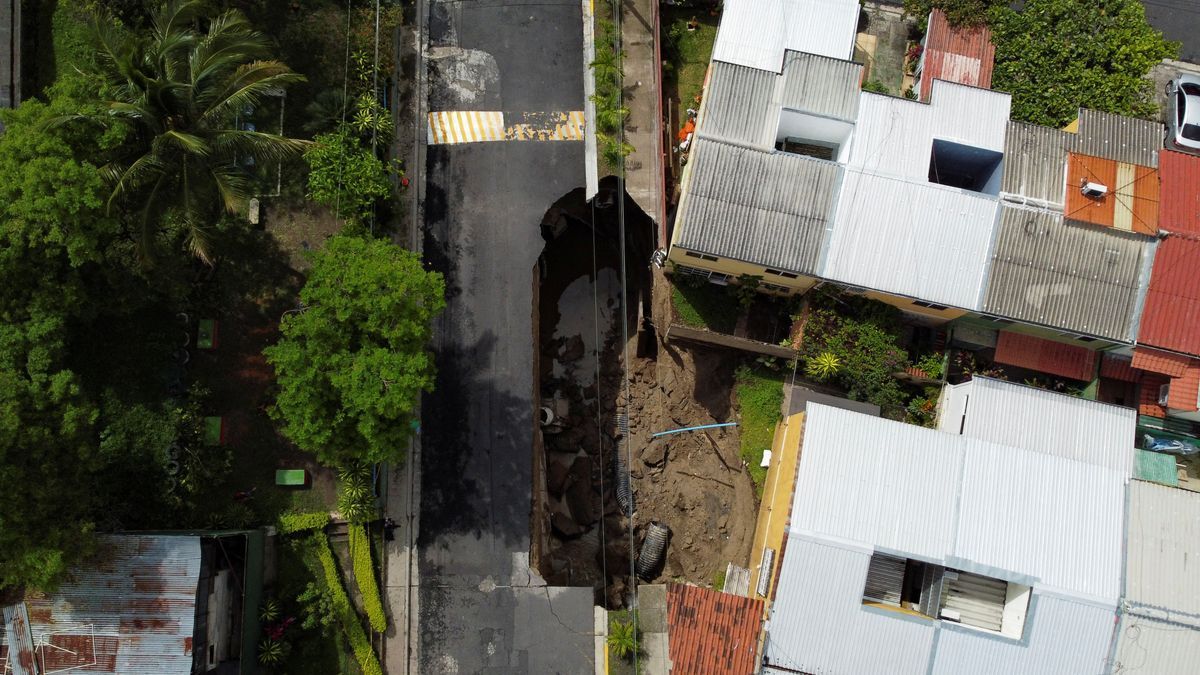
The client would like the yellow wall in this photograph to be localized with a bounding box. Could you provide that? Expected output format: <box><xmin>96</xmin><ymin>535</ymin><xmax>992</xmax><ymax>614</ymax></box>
<box><xmin>666</xmin><ymin>247</ymin><xmax>819</xmax><ymax>295</ymax></box>
<box><xmin>861</xmin><ymin>289</ymin><xmax>968</xmax><ymax>324</ymax></box>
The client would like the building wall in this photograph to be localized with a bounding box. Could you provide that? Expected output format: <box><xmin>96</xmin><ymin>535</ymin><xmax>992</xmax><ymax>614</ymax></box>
<box><xmin>666</xmin><ymin>246</ymin><xmax>819</xmax><ymax>295</ymax></box>
<box><xmin>861</xmin><ymin>289</ymin><xmax>968</xmax><ymax>324</ymax></box>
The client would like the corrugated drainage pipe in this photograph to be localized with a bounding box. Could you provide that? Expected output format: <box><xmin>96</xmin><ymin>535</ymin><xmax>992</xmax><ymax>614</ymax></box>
<box><xmin>615</xmin><ymin>448</ymin><xmax>635</xmax><ymax>516</ymax></box>
<box><xmin>636</xmin><ymin>521</ymin><xmax>670</xmax><ymax>580</ymax></box>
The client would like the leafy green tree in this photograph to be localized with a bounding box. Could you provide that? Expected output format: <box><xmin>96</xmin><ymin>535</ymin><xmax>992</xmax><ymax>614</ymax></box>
<box><xmin>990</xmin><ymin>0</ymin><xmax>1178</xmax><ymax>127</ymax></box>
<box><xmin>265</xmin><ymin>236</ymin><xmax>445</xmax><ymax>466</ymax></box>
<box><xmin>305</xmin><ymin>127</ymin><xmax>391</xmax><ymax>226</ymax></box>
<box><xmin>82</xmin><ymin>0</ymin><xmax>309</xmax><ymax>263</ymax></box>
<box><xmin>902</xmin><ymin>0</ymin><xmax>1004</xmax><ymax>28</ymax></box>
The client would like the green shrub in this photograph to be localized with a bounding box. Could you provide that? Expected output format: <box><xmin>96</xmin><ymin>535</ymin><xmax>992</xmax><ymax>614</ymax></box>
<box><xmin>799</xmin><ymin>304</ymin><xmax>910</xmax><ymax>410</ymax></box>
<box><xmin>278</xmin><ymin>511</ymin><xmax>330</xmax><ymax>534</ymax></box>
<box><xmin>349</xmin><ymin>524</ymin><xmax>388</xmax><ymax>633</ymax></box>
<box><xmin>607</xmin><ymin>618</ymin><xmax>640</xmax><ymax>660</ymax></box>
<box><xmin>862</xmin><ymin>80</ymin><xmax>890</xmax><ymax>94</ymax></box>
<box><xmin>313</xmin><ymin>535</ymin><xmax>383</xmax><ymax>675</ymax></box>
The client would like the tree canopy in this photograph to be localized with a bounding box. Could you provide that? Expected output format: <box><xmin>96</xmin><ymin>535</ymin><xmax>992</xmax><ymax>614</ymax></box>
<box><xmin>989</xmin><ymin>0</ymin><xmax>1178</xmax><ymax>127</ymax></box>
<box><xmin>265</xmin><ymin>235</ymin><xmax>445</xmax><ymax>467</ymax></box>
<box><xmin>83</xmin><ymin>0</ymin><xmax>309</xmax><ymax>263</ymax></box>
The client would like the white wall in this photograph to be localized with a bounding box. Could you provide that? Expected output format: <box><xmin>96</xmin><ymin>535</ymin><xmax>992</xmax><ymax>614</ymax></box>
<box><xmin>775</xmin><ymin>109</ymin><xmax>854</xmax><ymax>162</ymax></box>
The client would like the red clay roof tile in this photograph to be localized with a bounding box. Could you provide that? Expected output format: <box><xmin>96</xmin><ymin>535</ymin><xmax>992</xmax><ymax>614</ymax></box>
<box><xmin>1100</xmin><ymin>353</ymin><xmax>1138</xmax><ymax>382</ymax></box>
<box><xmin>1138</xmin><ymin>235</ymin><xmax>1200</xmax><ymax>356</ymax></box>
<box><xmin>1160</xmin><ymin>150</ymin><xmax>1200</xmax><ymax>235</ymax></box>
<box><xmin>994</xmin><ymin>332</ymin><xmax>1098</xmax><ymax>382</ymax></box>
<box><xmin>1131</xmin><ymin>347</ymin><xmax>1192</xmax><ymax>377</ymax></box>
<box><xmin>667</xmin><ymin>583</ymin><xmax>763</xmax><ymax>675</ymax></box>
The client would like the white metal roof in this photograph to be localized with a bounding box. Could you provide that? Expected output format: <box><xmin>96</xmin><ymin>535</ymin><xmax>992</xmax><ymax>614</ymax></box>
<box><xmin>1124</xmin><ymin>480</ymin><xmax>1200</xmax><ymax>625</ymax></box>
<box><xmin>821</xmin><ymin>170</ymin><xmax>999</xmax><ymax>309</ymax></box>
<box><xmin>793</xmin><ymin>404</ymin><xmax>1126</xmax><ymax>600</ymax></box>
<box><xmin>930</xmin><ymin>592</ymin><xmax>1118</xmax><ymax>675</ymax></box>
<box><xmin>938</xmin><ymin>377</ymin><xmax>1137</xmax><ymax>476</ymax></box>
<box><xmin>1113</xmin><ymin>614</ymin><xmax>1200</xmax><ymax>675</ymax></box>
<box><xmin>846</xmin><ymin>82</ymin><xmax>1011</xmax><ymax>180</ymax></box>
<box><xmin>764</xmin><ymin>536</ymin><xmax>937</xmax><ymax>674</ymax></box>
<box><xmin>711</xmin><ymin>0</ymin><xmax>860</xmax><ymax>72</ymax></box>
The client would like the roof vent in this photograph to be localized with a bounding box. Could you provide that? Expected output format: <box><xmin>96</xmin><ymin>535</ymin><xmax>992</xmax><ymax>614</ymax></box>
<box><xmin>1080</xmin><ymin>180</ymin><xmax>1108</xmax><ymax>198</ymax></box>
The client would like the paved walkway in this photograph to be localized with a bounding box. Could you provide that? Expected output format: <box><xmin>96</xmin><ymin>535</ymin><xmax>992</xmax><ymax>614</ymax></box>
<box><xmin>621</xmin><ymin>0</ymin><xmax>664</xmax><ymax>231</ymax></box>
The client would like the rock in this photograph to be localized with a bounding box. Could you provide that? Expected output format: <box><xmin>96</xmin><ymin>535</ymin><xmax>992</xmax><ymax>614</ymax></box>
<box><xmin>674</xmin><ymin>492</ymin><xmax>688</xmax><ymax>511</ymax></box>
<box><xmin>642</xmin><ymin>442</ymin><xmax>668</xmax><ymax>467</ymax></box>
<box><xmin>546</xmin><ymin>460</ymin><xmax>570</xmax><ymax>498</ymax></box>
<box><xmin>560</xmin><ymin>335</ymin><xmax>585</xmax><ymax>362</ymax></box>
<box><xmin>718</xmin><ymin>515</ymin><xmax>729</xmax><ymax>530</ymax></box>
<box><xmin>551</xmin><ymin>512</ymin><xmax>584</xmax><ymax>538</ymax></box>
<box><xmin>565</xmin><ymin>458</ymin><xmax>597</xmax><ymax>526</ymax></box>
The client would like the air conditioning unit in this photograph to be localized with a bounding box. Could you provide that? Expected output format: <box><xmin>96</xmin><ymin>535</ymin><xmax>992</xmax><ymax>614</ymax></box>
<box><xmin>1081</xmin><ymin>180</ymin><xmax>1109</xmax><ymax>198</ymax></box>
<box><xmin>1158</xmin><ymin>383</ymin><xmax>1171</xmax><ymax>407</ymax></box>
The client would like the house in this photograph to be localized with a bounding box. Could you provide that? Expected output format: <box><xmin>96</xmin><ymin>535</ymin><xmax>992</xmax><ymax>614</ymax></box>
<box><xmin>667</xmin><ymin>0</ymin><xmax>1200</xmax><ymax>429</ymax></box>
<box><xmin>0</xmin><ymin>532</ymin><xmax>264</xmax><ymax>675</ymax></box>
<box><xmin>760</xmin><ymin>401</ymin><xmax>1130</xmax><ymax>674</ymax></box>
<box><xmin>1112</xmin><ymin>480</ymin><xmax>1200</xmax><ymax>675</ymax></box>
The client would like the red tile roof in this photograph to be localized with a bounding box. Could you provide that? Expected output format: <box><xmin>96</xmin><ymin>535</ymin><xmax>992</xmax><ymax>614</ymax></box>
<box><xmin>1168</xmin><ymin>361</ymin><xmax>1200</xmax><ymax>412</ymax></box>
<box><xmin>919</xmin><ymin>9</ymin><xmax>995</xmax><ymax>100</ymax></box>
<box><xmin>1159</xmin><ymin>150</ymin><xmax>1200</xmax><ymax>235</ymax></box>
<box><xmin>1131</xmin><ymin>347</ymin><xmax>1191</xmax><ymax>377</ymax></box>
<box><xmin>1140</xmin><ymin>372</ymin><xmax>1170</xmax><ymax>418</ymax></box>
<box><xmin>1138</xmin><ymin>235</ymin><xmax>1200</xmax><ymax>356</ymax></box>
<box><xmin>667</xmin><ymin>584</ymin><xmax>763</xmax><ymax>675</ymax></box>
<box><xmin>993</xmin><ymin>331</ymin><xmax>1098</xmax><ymax>382</ymax></box>
<box><xmin>1100</xmin><ymin>353</ymin><xmax>1138</xmax><ymax>382</ymax></box>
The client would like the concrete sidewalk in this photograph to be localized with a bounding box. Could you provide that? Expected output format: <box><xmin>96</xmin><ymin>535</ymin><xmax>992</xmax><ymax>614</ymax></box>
<box><xmin>383</xmin><ymin>450</ymin><xmax>421</xmax><ymax>675</ymax></box>
<box><xmin>621</xmin><ymin>0</ymin><xmax>664</xmax><ymax>233</ymax></box>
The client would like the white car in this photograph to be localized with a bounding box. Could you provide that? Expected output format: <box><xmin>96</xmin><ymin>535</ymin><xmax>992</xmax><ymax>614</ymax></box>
<box><xmin>1167</xmin><ymin>74</ymin><xmax>1200</xmax><ymax>154</ymax></box>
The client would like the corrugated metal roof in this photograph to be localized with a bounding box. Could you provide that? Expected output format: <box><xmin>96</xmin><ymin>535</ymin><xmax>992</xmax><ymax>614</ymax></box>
<box><xmin>1159</xmin><ymin>150</ymin><xmax>1200</xmax><ymax>234</ymax></box>
<box><xmin>1124</xmin><ymin>480</ymin><xmax>1200</xmax><ymax>624</ymax></box>
<box><xmin>763</xmin><ymin>536</ymin><xmax>937</xmax><ymax>674</ymax></box>
<box><xmin>1134</xmin><ymin>449</ymin><xmax>1180</xmax><ymax>486</ymax></box>
<box><xmin>666</xmin><ymin>583</ymin><xmax>763</xmax><ymax>674</ymax></box>
<box><xmin>2</xmin><ymin>604</ymin><xmax>35</xmax><ymax>675</ymax></box>
<box><xmin>1132</xmin><ymin>346</ymin><xmax>1191</xmax><ymax>377</ymax></box>
<box><xmin>918</xmin><ymin>9</ymin><xmax>995</xmax><ymax>101</ymax></box>
<box><xmin>1138</xmin><ymin>235</ymin><xmax>1200</xmax><ymax>355</ymax></box>
<box><xmin>983</xmin><ymin>204</ymin><xmax>1153</xmax><ymax>340</ymax></box>
<box><xmin>674</xmin><ymin>138</ymin><xmax>840</xmax><ymax>274</ymax></box>
<box><xmin>792</xmin><ymin>405</ymin><xmax>965</xmax><ymax>561</ymax></box>
<box><xmin>954</xmin><ymin>443</ymin><xmax>1125</xmax><ymax>601</ymax></box>
<box><xmin>823</xmin><ymin>170</ymin><xmax>998</xmax><ymax>309</ymax></box>
<box><xmin>930</xmin><ymin>592</ymin><xmax>1117</xmax><ymax>675</ymax></box>
<box><xmin>0</xmin><ymin>535</ymin><xmax>201</xmax><ymax>675</ymax></box>
<box><xmin>847</xmin><ymin>81</ymin><xmax>1010</xmax><ymax>181</ymax></box>
<box><xmin>938</xmin><ymin>377</ymin><xmax>1135</xmax><ymax>475</ymax></box>
<box><xmin>1113</xmin><ymin>614</ymin><xmax>1200</xmax><ymax>675</ymax></box>
<box><xmin>712</xmin><ymin>0</ymin><xmax>860</xmax><ymax>72</ymax></box>
<box><xmin>795</xmin><ymin>404</ymin><xmax>1126</xmax><ymax>600</ymax></box>
<box><xmin>1001</xmin><ymin>122</ymin><xmax>1073</xmax><ymax>206</ymax></box>
<box><xmin>992</xmin><ymin>331</ymin><xmax>1098</xmax><ymax>382</ymax></box>
<box><xmin>1074</xmin><ymin>109</ymin><xmax>1162</xmax><ymax>168</ymax></box>
<box><xmin>780</xmin><ymin>51</ymin><xmax>861</xmax><ymax>121</ymax></box>
<box><xmin>700</xmin><ymin>61</ymin><xmax>776</xmax><ymax>147</ymax></box>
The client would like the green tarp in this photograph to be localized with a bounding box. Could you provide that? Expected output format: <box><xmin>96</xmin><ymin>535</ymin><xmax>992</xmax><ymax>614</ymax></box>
<box><xmin>1134</xmin><ymin>449</ymin><xmax>1179</xmax><ymax>487</ymax></box>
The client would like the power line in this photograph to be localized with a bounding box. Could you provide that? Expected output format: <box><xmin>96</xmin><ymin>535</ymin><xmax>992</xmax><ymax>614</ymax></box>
<box><xmin>333</xmin><ymin>0</ymin><xmax>353</xmax><ymax>223</ymax></box>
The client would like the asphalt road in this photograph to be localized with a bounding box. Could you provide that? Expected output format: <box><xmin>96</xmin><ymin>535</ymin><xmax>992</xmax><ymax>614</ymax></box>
<box><xmin>1143</xmin><ymin>0</ymin><xmax>1200</xmax><ymax>63</ymax></box>
<box><xmin>418</xmin><ymin>0</ymin><xmax>594</xmax><ymax>672</ymax></box>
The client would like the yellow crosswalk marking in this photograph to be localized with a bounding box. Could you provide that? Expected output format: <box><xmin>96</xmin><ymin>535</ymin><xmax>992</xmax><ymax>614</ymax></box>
<box><xmin>427</xmin><ymin>110</ymin><xmax>586</xmax><ymax>145</ymax></box>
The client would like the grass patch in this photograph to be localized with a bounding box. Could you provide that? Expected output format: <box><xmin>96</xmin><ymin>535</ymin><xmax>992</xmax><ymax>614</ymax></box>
<box><xmin>734</xmin><ymin>366</ymin><xmax>785</xmax><ymax>494</ymax></box>
<box><xmin>672</xmin><ymin>282</ymin><xmax>739</xmax><ymax>333</ymax></box>
<box><xmin>606</xmin><ymin>609</ymin><xmax>642</xmax><ymax>675</ymax></box>
<box><xmin>663</xmin><ymin>9</ymin><xmax>719</xmax><ymax>111</ymax></box>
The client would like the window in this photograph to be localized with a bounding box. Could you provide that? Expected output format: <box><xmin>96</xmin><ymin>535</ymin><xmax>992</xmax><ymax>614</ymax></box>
<box><xmin>981</xmin><ymin>314</ymin><xmax>1015</xmax><ymax>326</ymax></box>
<box><xmin>1184</xmin><ymin>124</ymin><xmax>1200</xmax><ymax>142</ymax></box>
<box><xmin>912</xmin><ymin>300</ymin><xmax>949</xmax><ymax>311</ymax></box>
<box><xmin>765</xmin><ymin>268</ymin><xmax>799</xmax><ymax>279</ymax></box>
<box><xmin>676</xmin><ymin>264</ymin><xmax>731</xmax><ymax>284</ymax></box>
<box><xmin>928</xmin><ymin>139</ymin><xmax>1004</xmax><ymax>195</ymax></box>
<box><xmin>1057</xmin><ymin>331</ymin><xmax>1097</xmax><ymax>343</ymax></box>
<box><xmin>685</xmin><ymin>251</ymin><xmax>718</xmax><ymax>262</ymax></box>
<box><xmin>862</xmin><ymin>552</ymin><xmax>1030</xmax><ymax>638</ymax></box>
<box><xmin>761</xmin><ymin>282</ymin><xmax>790</xmax><ymax>294</ymax></box>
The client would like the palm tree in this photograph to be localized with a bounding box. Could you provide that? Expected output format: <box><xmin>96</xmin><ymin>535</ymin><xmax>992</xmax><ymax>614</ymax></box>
<box><xmin>606</xmin><ymin>618</ymin><xmax>639</xmax><ymax>661</ymax></box>
<box><xmin>86</xmin><ymin>0</ymin><xmax>309</xmax><ymax>263</ymax></box>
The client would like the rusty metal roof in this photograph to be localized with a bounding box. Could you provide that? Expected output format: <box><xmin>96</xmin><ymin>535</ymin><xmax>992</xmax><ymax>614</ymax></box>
<box><xmin>0</xmin><ymin>535</ymin><xmax>201</xmax><ymax>675</ymax></box>
<box><xmin>1</xmin><ymin>603</ymin><xmax>36</xmax><ymax>675</ymax></box>
<box><xmin>1138</xmin><ymin>235</ymin><xmax>1200</xmax><ymax>356</ymax></box>
<box><xmin>918</xmin><ymin>9</ymin><xmax>995</xmax><ymax>101</ymax></box>
<box><xmin>1160</xmin><ymin>150</ymin><xmax>1200</xmax><ymax>234</ymax></box>
<box><xmin>667</xmin><ymin>583</ymin><xmax>763</xmax><ymax>675</ymax></box>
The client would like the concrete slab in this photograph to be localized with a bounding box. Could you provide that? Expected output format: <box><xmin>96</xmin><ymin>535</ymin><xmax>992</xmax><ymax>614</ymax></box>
<box><xmin>620</xmin><ymin>0</ymin><xmax>664</xmax><ymax>228</ymax></box>
<box><xmin>858</xmin><ymin>1</ymin><xmax>912</xmax><ymax>94</ymax></box>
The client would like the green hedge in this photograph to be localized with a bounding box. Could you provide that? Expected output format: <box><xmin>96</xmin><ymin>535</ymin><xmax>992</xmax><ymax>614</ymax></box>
<box><xmin>349</xmin><ymin>524</ymin><xmax>388</xmax><ymax>632</ymax></box>
<box><xmin>312</xmin><ymin>535</ymin><xmax>383</xmax><ymax>675</ymax></box>
<box><xmin>278</xmin><ymin>511</ymin><xmax>330</xmax><ymax>534</ymax></box>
